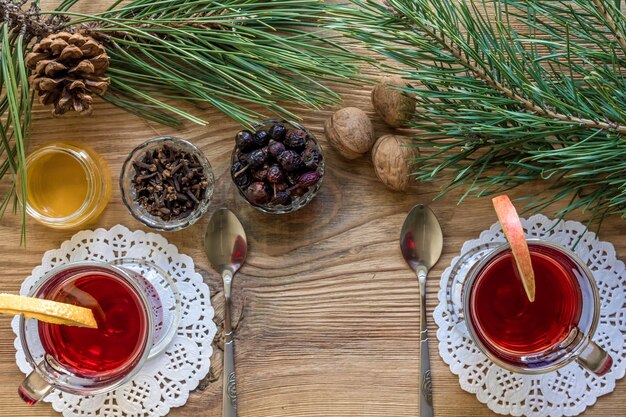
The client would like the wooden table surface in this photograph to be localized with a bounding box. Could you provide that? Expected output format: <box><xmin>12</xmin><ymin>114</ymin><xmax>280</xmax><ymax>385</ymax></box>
<box><xmin>1</xmin><ymin>2</ymin><xmax>626</xmax><ymax>417</ymax></box>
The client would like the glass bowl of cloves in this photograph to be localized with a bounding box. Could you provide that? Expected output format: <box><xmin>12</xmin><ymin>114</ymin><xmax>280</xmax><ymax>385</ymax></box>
<box><xmin>230</xmin><ymin>120</ymin><xmax>325</xmax><ymax>214</ymax></box>
<box><xmin>120</xmin><ymin>136</ymin><xmax>215</xmax><ymax>231</ymax></box>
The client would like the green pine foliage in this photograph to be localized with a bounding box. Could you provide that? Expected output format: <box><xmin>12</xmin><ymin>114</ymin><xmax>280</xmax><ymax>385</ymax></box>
<box><xmin>335</xmin><ymin>0</ymin><xmax>626</xmax><ymax>222</ymax></box>
<box><xmin>0</xmin><ymin>0</ymin><xmax>368</xmax><ymax>241</ymax></box>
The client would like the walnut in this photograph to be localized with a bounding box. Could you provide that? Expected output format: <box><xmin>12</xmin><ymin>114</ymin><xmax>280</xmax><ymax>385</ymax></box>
<box><xmin>371</xmin><ymin>134</ymin><xmax>419</xmax><ymax>191</ymax></box>
<box><xmin>324</xmin><ymin>107</ymin><xmax>375</xmax><ymax>159</ymax></box>
<box><xmin>371</xmin><ymin>76</ymin><xmax>416</xmax><ymax>128</ymax></box>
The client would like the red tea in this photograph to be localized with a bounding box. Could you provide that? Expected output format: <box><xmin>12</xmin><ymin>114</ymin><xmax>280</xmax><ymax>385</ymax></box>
<box><xmin>38</xmin><ymin>271</ymin><xmax>149</xmax><ymax>377</ymax></box>
<box><xmin>469</xmin><ymin>244</ymin><xmax>582</xmax><ymax>358</ymax></box>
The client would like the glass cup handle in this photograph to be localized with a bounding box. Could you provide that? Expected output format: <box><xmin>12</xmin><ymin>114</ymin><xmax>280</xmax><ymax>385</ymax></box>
<box><xmin>576</xmin><ymin>338</ymin><xmax>613</xmax><ymax>376</ymax></box>
<box><xmin>18</xmin><ymin>367</ymin><xmax>53</xmax><ymax>405</ymax></box>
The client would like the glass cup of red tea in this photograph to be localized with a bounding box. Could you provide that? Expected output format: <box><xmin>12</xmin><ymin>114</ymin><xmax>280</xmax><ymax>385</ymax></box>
<box><xmin>457</xmin><ymin>240</ymin><xmax>612</xmax><ymax>375</ymax></box>
<box><xmin>17</xmin><ymin>261</ymin><xmax>179</xmax><ymax>404</ymax></box>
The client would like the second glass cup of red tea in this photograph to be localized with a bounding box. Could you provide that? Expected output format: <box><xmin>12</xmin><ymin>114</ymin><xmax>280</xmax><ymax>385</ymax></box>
<box><xmin>461</xmin><ymin>240</ymin><xmax>611</xmax><ymax>375</ymax></box>
<box><xmin>18</xmin><ymin>262</ymin><xmax>157</xmax><ymax>404</ymax></box>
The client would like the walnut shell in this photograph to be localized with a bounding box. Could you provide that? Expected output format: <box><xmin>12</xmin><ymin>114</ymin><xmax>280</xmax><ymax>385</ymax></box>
<box><xmin>371</xmin><ymin>76</ymin><xmax>416</xmax><ymax>128</ymax></box>
<box><xmin>371</xmin><ymin>134</ymin><xmax>419</xmax><ymax>191</ymax></box>
<box><xmin>324</xmin><ymin>107</ymin><xmax>375</xmax><ymax>160</ymax></box>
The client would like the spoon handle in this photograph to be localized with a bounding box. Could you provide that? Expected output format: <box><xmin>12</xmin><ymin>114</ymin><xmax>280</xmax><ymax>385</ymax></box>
<box><xmin>223</xmin><ymin>270</ymin><xmax>237</xmax><ymax>417</ymax></box>
<box><xmin>223</xmin><ymin>339</ymin><xmax>237</xmax><ymax>417</ymax></box>
<box><xmin>418</xmin><ymin>269</ymin><xmax>433</xmax><ymax>417</ymax></box>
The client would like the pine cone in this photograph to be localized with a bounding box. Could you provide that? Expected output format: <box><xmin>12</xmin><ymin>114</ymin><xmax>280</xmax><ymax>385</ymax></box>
<box><xmin>25</xmin><ymin>32</ymin><xmax>110</xmax><ymax>116</ymax></box>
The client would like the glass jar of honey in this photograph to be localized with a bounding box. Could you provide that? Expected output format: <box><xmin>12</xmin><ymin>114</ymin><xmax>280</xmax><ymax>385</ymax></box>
<box><xmin>20</xmin><ymin>143</ymin><xmax>111</xmax><ymax>228</ymax></box>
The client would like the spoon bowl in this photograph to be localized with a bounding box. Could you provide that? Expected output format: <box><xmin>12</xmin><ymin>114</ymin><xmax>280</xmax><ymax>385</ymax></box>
<box><xmin>400</xmin><ymin>204</ymin><xmax>443</xmax><ymax>417</ymax></box>
<box><xmin>400</xmin><ymin>204</ymin><xmax>443</xmax><ymax>274</ymax></box>
<box><xmin>204</xmin><ymin>208</ymin><xmax>247</xmax><ymax>417</ymax></box>
<box><xmin>204</xmin><ymin>208</ymin><xmax>247</xmax><ymax>275</ymax></box>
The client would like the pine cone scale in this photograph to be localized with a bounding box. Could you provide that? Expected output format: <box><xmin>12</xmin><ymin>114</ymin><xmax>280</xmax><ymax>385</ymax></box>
<box><xmin>33</xmin><ymin>38</ymin><xmax>53</xmax><ymax>52</ymax></box>
<box><xmin>26</xmin><ymin>32</ymin><xmax>110</xmax><ymax>116</ymax></box>
<box><xmin>59</xmin><ymin>45</ymin><xmax>83</xmax><ymax>60</ymax></box>
<box><xmin>44</xmin><ymin>62</ymin><xmax>66</xmax><ymax>76</ymax></box>
<box><xmin>79</xmin><ymin>41</ymin><xmax>103</xmax><ymax>56</ymax></box>
<box><xmin>68</xmin><ymin>60</ymin><xmax>95</xmax><ymax>75</ymax></box>
<box><xmin>89</xmin><ymin>54</ymin><xmax>109</xmax><ymax>73</ymax></box>
<box><xmin>84</xmin><ymin>78</ymin><xmax>109</xmax><ymax>95</ymax></box>
<box><xmin>25</xmin><ymin>52</ymin><xmax>48</xmax><ymax>67</ymax></box>
<box><xmin>50</xmin><ymin>32</ymin><xmax>72</xmax><ymax>41</ymax></box>
<box><xmin>38</xmin><ymin>78</ymin><xmax>63</xmax><ymax>91</ymax></box>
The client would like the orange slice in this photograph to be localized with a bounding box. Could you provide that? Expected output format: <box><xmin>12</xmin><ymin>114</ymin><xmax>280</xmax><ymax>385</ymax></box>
<box><xmin>0</xmin><ymin>293</ymin><xmax>98</xmax><ymax>328</ymax></box>
<box><xmin>492</xmin><ymin>195</ymin><xmax>536</xmax><ymax>302</ymax></box>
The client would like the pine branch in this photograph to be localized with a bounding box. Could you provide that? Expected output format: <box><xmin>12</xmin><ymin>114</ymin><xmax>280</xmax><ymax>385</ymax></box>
<box><xmin>335</xmin><ymin>0</ymin><xmax>626</xmax><ymax>222</ymax></box>
<box><xmin>427</xmin><ymin>28</ymin><xmax>626</xmax><ymax>134</ymax></box>
<box><xmin>47</xmin><ymin>0</ymin><xmax>370</xmax><ymax>127</ymax></box>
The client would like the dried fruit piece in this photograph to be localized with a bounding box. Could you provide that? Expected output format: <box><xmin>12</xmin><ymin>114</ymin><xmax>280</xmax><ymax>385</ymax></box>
<box><xmin>252</xmin><ymin>165</ymin><xmax>269</xmax><ymax>181</ymax></box>
<box><xmin>0</xmin><ymin>293</ymin><xmax>97</xmax><ymax>328</ymax></box>
<box><xmin>235</xmin><ymin>130</ymin><xmax>255</xmax><ymax>152</ymax></box>
<box><xmin>253</xmin><ymin>130</ymin><xmax>270</xmax><ymax>148</ymax></box>
<box><xmin>267</xmin><ymin>165</ymin><xmax>284</xmax><ymax>184</ymax></box>
<box><xmin>244</xmin><ymin>148</ymin><xmax>268</xmax><ymax>169</ymax></box>
<box><xmin>268</xmin><ymin>140</ymin><xmax>286</xmax><ymax>158</ymax></box>
<box><xmin>302</xmin><ymin>147</ymin><xmax>322</xmax><ymax>170</ymax></box>
<box><xmin>268</xmin><ymin>124</ymin><xmax>286</xmax><ymax>141</ymax></box>
<box><xmin>298</xmin><ymin>171</ymin><xmax>321</xmax><ymax>187</ymax></box>
<box><xmin>272</xmin><ymin>190</ymin><xmax>292</xmax><ymax>205</ymax></box>
<box><xmin>246</xmin><ymin>182</ymin><xmax>271</xmax><ymax>205</ymax></box>
<box><xmin>277</xmin><ymin>150</ymin><xmax>303</xmax><ymax>171</ymax></box>
<box><xmin>284</xmin><ymin>129</ymin><xmax>307</xmax><ymax>151</ymax></box>
<box><xmin>492</xmin><ymin>195</ymin><xmax>536</xmax><ymax>302</ymax></box>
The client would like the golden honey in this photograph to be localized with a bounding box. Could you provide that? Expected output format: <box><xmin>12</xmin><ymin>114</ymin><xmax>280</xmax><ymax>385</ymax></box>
<box><xmin>21</xmin><ymin>143</ymin><xmax>111</xmax><ymax>228</ymax></box>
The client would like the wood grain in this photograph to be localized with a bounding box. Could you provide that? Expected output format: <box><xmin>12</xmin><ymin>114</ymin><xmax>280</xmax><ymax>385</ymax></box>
<box><xmin>0</xmin><ymin>2</ymin><xmax>625</xmax><ymax>416</ymax></box>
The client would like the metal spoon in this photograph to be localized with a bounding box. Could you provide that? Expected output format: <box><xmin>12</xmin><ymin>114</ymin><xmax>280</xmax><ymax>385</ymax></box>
<box><xmin>400</xmin><ymin>204</ymin><xmax>443</xmax><ymax>417</ymax></box>
<box><xmin>204</xmin><ymin>208</ymin><xmax>247</xmax><ymax>417</ymax></box>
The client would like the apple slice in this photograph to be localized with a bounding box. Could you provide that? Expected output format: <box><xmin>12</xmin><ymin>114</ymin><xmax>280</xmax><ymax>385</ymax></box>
<box><xmin>492</xmin><ymin>195</ymin><xmax>536</xmax><ymax>302</ymax></box>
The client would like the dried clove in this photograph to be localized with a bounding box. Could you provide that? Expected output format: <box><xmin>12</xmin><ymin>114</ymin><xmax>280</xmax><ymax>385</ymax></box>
<box><xmin>132</xmin><ymin>144</ymin><xmax>209</xmax><ymax>221</ymax></box>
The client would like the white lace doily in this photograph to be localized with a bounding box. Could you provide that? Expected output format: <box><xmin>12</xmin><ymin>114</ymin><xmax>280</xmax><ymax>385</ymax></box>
<box><xmin>11</xmin><ymin>225</ymin><xmax>217</xmax><ymax>417</ymax></box>
<box><xmin>434</xmin><ymin>214</ymin><xmax>626</xmax><ymax>417</ymax></box>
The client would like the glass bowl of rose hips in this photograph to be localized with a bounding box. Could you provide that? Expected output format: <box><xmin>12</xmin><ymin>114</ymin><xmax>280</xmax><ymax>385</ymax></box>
<box><xmin>120</xmin><ymin>136</ymin><xmax>215</xmax><ymax>231</ymax></box>
<box><xmin>230</xmin><ymin>120</ymin><xmax>324</xmax><ymax>214</ymax></box>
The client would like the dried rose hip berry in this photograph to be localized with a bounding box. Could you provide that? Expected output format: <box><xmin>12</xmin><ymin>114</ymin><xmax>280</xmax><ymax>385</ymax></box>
<box><xmin>284</xmin><ymin>129</ymin><xmax>307</xmax><ymax>151</ymax></box>
<box><xmin>267</xmin><ymin>165</ymin><xmax>284</xmax><ymax>184</ymax></box>
<box><xmin>277</xmin><ymin>150</ymin><xmax>303</xmax><ymax>172</ymax></box>
<box><xmin>244</xmin><ymin>148</ymin><xmax>268</xmax><ymax>169</ymax></box>
<box><xmin>302</xmin><ymin>147</ymin><xmax>322</xmax><ymax>170</ymax></box>
<box><xmin>246</xmin><ymin>182</ymin><xmax>271</xmax><ymax>205</ymax></box>
<box><xmin>235</xmin><ymin>130</ymin><xmax>255</xmax><ymax>152</ymax></box>
<box><xmin>268</xmin><ymin>124</ymin><xmax>286</xmax><ymax>141</ymax></box>
<box><xmin>253</xmin><ymin>129</ymin><xmax>270</xmax><ymax>148</ymax></box>
<box><xmin>272</xmin><ymin>190</ymin><xmax>292</xmax><ymax>205</ymax></box>
<box><xmin>297</xmin><ymin>171</ymin><xmax>321</xmax><ymax>187</ymax></box>
<box><xmin>253</xmin><ymin>165</ymin><xmax>269</xmax><ymax>181</ymax></box>
<box><xmin>268</xmin><ymin>140</ymin><xmax>286</xmax><ymax>158</ymax></box>
<box><xmin>231</xmin><ymin>161</ymin><xmax>251</xmax><ymax>188</ymax></box>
